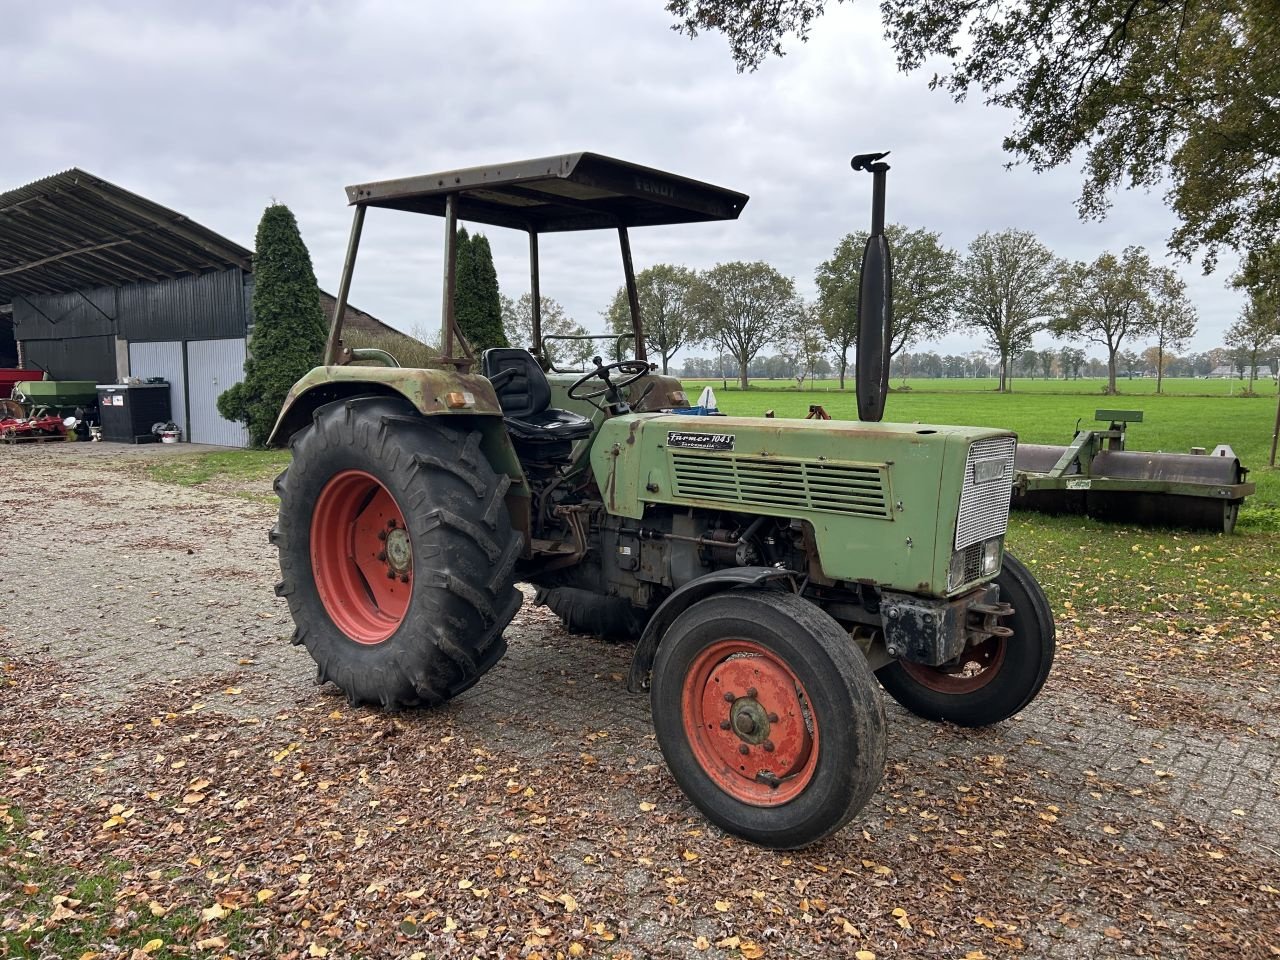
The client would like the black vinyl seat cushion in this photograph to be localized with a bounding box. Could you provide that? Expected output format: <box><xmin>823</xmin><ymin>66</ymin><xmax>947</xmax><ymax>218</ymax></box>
<box><xmin>481</xmin><ymin>348</ymin><xmax>594</xmax><ymax>447</ymax></box>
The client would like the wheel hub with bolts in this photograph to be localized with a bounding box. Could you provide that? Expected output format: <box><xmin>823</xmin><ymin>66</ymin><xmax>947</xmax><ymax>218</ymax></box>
<box><xmin>684</xmin><ymin>640</ymin><xmax>818</xmax><ymax>806</ymax></box>
<box><xmin>381</xmin><ymin>520</ymin><xmax>412</xmax><ymax>578</ymax></box>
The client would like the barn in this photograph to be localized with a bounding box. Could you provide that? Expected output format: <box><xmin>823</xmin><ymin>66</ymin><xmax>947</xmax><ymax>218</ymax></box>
<box><xmin>0</xmin><ymin>168</ymin><xmax>404</xmax><ymax>446</ymax></box>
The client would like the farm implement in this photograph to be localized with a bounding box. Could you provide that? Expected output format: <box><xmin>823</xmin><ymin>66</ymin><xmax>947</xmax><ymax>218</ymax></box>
<box><xmin>0</xmin><ymin>411</ymin><xmax>67</xmax><ymax>443</ymax></box>
<box><xmin>1013</xmin><ymin>410</ymin><xmax>1255</xmax><ymax>534</ymax></box>
<box><xmin>267</xmin><ymin>151</ymin><xmax>1054</xmax><ymax>848</ymax></box>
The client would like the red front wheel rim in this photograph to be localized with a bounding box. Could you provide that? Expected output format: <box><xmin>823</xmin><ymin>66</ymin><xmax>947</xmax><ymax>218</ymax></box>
<box><xmin>310</xmin><ymin>470</ymin><xmax>412</xmax><ymax>645</ymax></box>
<box><xmin>681</xmin><ymin>639</ymin><xmax>819</xmax><ymax>806</ymax></box>
<box><xmin>899</xmin><ymin>636</ymin><xmax>1006</xmax><ymax>694</ymax></box>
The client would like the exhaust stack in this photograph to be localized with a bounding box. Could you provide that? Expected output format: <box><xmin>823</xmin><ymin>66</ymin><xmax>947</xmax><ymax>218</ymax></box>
<box><xmin>850</xmin><ymin>152</ymin><xmax>893</xmax><ymax>422</ymax></box>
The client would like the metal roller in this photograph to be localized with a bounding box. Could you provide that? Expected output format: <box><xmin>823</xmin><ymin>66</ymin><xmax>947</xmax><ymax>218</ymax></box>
<box><xmin>1086</xmin><ymin>448</ymin><xmax>1248</xmax><ymax>534</ymax></box>
<box><xmin>1011</xmin><ymin>412</ymin><xmax>1256</xmax><ymax>534</ymax></box>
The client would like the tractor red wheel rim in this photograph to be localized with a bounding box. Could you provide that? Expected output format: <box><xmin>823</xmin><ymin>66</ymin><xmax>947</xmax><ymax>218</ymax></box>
<box><xmin>681</xmin><ymin>639</ymin><xmax>819</xmax><ymax>807</ymax></box>
<box><xmin>899</xmin><ymin>635</ymin><xmax>1006</xmax><ymax>694</ymax></box>
<box><xmin>310</xmin><ymin>470</ymin><xmax>412</xmax><ymax>645</ymax></box>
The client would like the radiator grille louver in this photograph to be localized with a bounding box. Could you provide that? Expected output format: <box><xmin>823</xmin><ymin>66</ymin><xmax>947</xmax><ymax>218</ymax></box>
<box><xmin>955</xmin><ymin>437</ymin><xmax>1016</xmax><ymax>550</ymax></box>
<box><xmin>670</xmin><ymin>453</ymin><xmax>891</xmax><ymax>519</ymax></box>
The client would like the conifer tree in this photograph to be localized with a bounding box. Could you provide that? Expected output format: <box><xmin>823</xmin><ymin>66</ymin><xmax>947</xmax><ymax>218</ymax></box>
<box><xmin>217</xmin><ymin>203</ymin><xmax>326</xmax><ymax>446</ymax></box>
<box><xmin>454</xmin><ymin>228</ymin><xmax>508</xmax><ymax>351</ymax></box>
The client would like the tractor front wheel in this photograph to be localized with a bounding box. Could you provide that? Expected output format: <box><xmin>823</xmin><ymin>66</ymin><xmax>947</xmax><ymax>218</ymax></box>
<box><xmin>876</xmin><ymin>551</ymin><xmax>1055</xmax><ymax>727</ymax></box>
<box><xmin>272</xmin><ymin>396</ymin><xmax>523</xmax><ymax>709</ymax></box>
<box><xmin>651</xmin><ymin>590</ymin><xmax>886</xmax><ymax>849</ymax></box>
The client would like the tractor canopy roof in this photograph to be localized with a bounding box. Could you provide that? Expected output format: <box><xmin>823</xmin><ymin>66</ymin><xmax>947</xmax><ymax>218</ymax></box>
<box><xmin>344</xmin><ymin>152</ymin><xmax>749</xmax><ymax>232</ymax></box>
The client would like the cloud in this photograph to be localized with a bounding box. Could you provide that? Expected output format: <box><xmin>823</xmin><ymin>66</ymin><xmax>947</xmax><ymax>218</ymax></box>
<box><xmin>2</xmin><ymin>0</ymin><xmax>1244</xmax><ymax>359</ymax></box>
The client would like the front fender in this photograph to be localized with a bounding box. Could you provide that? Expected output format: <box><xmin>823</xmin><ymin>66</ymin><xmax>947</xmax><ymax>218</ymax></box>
<box><xmin>626</xmin><ymin>566</ymin><xmax>797</xmax><ymax>693</ymax></box>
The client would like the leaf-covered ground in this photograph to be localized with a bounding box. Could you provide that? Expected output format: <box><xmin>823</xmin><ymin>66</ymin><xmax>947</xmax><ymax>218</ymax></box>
<box><xmin>3</xmin><ymin>446</ymin><xmax>1278</xmax><ymax>960</ymax></box>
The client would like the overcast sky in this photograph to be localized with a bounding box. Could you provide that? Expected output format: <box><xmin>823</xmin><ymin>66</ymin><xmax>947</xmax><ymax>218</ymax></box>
<box><xmin>2</xmin><ymin>0</ymin><xmax>1245</xmax><ymax>360</ymax></box>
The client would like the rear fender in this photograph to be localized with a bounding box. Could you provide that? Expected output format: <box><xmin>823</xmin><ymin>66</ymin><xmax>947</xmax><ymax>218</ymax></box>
<box><xmin>268</xmin><ymin>365</ymin><xmax>530</xmax><ymax>528</ymax></box>
<box><xmin>626</xmin><ymin>566</ymin><xmax>796</xmax><ymax>693</ymax></box>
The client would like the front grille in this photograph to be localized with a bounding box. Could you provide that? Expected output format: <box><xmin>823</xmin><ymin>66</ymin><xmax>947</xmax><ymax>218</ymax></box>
<box><xmin>671</xmin><ymin>453</ymin><xmax>891</xmax><ymax>519</ymax></box>
<box><xmin>955</xmin><ymin>437</ymin><xmax>1016</xmax><ymax>550</ymax></box>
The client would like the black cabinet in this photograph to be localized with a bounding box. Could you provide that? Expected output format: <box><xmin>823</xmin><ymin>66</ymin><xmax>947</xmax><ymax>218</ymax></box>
<box><xmin>97</xmin><ymin>383</ymin><xmax>171</xmax><ymax>443</ymax></box>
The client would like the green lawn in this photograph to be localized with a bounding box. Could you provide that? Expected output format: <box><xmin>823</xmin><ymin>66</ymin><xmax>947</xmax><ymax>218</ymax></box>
<box><xmin>685</xmin><ymin>377</ymin><xmax>1280</xmax><ymax>528</ymax></box>
<box><xmin>146</xmin><ymin>449</ymin><xmax>290</xmax><ymax>503</ymax></box>
<box><xmin>686</xmin><ymin>375</ymin><xmax>1278</xmax><ymax>397</ymax></box>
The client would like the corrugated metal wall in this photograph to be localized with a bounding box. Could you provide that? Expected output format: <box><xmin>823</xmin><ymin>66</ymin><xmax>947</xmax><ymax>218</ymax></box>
<box><xmin>186</xmin><ymin>338</ymin><xmax>250</xmax><ymax>447</ymax></box>
<box><xmin>12</xmin><ymin>268</ymin><xmax>250</xmax><ymax>370</ymax></box>
<box><xmin>12</xmin><ymin>287</ymin><xmax>117</xmax><ymax>340</ymax></box>
<box><xmin>117</xmin><ymin>270</ymin><xmax>250</xmax><ymax>342</ymax></box>
<box><xmin>128</xmin><ymin>341</ymin><xmax>188</xmax><ymax>437</ymax></box>
<box><xmin>22</xmin><ymin>335</ymin><xmax>116</xmax><ymax>382</ymax></box>
<box><xmin>11</xmin><ymin>268</ymin><xmax>250</xmax><ymax>384</ymax></box>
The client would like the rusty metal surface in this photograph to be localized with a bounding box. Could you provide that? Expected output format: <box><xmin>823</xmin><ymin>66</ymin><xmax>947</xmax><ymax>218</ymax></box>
<box><xmin>267</xmin><ymin>364</ymin><xmax>506</xmax><ymax>448</ymax></box>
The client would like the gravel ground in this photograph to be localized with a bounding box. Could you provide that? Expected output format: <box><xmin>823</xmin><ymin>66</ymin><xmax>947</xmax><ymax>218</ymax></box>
<box><xmin>2</xmin><ymin>442</ymin><xmax>1278</xmax><ymax>960</ymax></box>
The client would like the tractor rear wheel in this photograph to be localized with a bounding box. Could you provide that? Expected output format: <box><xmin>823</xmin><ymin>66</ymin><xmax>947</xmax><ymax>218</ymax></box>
<box><xmin>876</xmin><ymin>552</ymin><xmax>1054</xmax><ymax>727</ymax></box>
<box><xmin>271</xmin><ymin>396</ymin><xmax>523</xmax><ymax>709</ymax></box>
<box><xmin>650</xmin><ymin>590</ymin><xmax>886</xmax><ymax>849</ymax></box>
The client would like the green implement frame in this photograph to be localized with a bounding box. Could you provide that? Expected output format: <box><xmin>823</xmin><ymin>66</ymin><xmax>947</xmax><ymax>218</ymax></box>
<box><xmin>1012</xmin><ymin>410</ymin><xmax>1255</xmax><ymax>534</ymax></box>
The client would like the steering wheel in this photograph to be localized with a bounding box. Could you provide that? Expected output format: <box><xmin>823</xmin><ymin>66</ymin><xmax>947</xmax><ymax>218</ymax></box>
<box><xmin>567</xmin><ymin>357</ymin><xmax>651</xmax><ymax>402</ymax></box>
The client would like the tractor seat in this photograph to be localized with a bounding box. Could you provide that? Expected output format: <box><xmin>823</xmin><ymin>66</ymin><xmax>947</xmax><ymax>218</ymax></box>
<box><xmin>481</xmin><ymin>348</ymin><xmax>594</xmax><ymax>450</ymax></box>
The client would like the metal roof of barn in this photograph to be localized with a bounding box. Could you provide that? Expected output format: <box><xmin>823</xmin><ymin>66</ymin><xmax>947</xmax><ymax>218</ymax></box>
<box><xmin>0</xmin><ymin>168</ymin><xmax>253</xmax><ymax>302</ymax></box>
<box><xmin>345</xmin><ymin>152</ymin><xmax>749</xmax><ymax>232</ymax></box>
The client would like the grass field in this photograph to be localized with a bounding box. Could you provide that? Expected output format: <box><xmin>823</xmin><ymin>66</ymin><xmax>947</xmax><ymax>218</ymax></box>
<box><xmin>685</xmin><ymin>376</ymin><xmax>1280</xmax><ymax>529</ymax></box>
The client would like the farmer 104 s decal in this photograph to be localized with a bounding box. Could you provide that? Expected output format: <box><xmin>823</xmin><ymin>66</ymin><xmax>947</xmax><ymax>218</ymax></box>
<box><xmin>268</xmin><ymin>152</ymin><xmax>1054</xmax><ymax>848</ymax></box>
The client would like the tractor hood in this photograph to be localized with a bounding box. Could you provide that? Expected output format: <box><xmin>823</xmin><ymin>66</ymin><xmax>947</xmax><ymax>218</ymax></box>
<box><xmin>590</xmin><ymin>414</ymin><xmax>1016</xmax><ymax>597</ymax></box>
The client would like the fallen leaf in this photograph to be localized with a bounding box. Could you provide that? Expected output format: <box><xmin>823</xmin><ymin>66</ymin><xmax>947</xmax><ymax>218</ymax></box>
<box><xmin>201</xmin><ymin>903</ymin><xmax>230</xmax><ymax>921</ymax></box>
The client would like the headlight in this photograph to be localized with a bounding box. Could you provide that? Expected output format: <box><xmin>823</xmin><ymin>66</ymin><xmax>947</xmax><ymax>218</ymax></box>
<box><xmin>982</xmin><ymin>538</ymin><xmax>1001</xmax><ymax>576</ymax></box>
<box><xmin>948</xmin><ymin>537</ymin><xmax>1004</xmax><ymax>590</ymax></box>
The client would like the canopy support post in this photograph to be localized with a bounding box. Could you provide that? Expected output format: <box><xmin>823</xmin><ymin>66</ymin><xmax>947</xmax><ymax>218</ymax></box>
<box><xmin>618</xmin><ymin>226</ymin><xmax>646</xmax><ymax>364</ymax></box>
<box><xmin>324</xmin><ymin>205</ymin><xmax>366</xmax><ymax>365</ymax></box>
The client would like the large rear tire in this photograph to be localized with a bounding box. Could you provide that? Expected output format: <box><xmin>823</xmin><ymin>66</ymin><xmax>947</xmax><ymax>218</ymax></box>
<box><xmin>650</xmin><ymin>590</ymin><xmax>886</xmax><ymax>849</ymax></box>
<box><xmin>272</xmin><ymin>396</ymin><xmax>523</xmax><ymax>709</ymax></box>
<box><xmin>876</xmin><ymin>551</ymin><xmax>1054</xmax><ymax>727</ymax></box>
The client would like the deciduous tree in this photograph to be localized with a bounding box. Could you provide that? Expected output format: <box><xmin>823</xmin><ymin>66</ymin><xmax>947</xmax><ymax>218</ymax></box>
<box><xmin>692</xmin><ymin>261</ymin><xmax>800</xmax><ymax>389</ymax></box>
<box><xmin>500</xmin><ymin>294</ymin><xmax>592</xmax><ymax>368</ymax></box>
<box><xmin>1058</xmin><ymin>346</ymin><xmax>1086</xmax><ymax>379</ymax></box>
<box><xmin>217</xmin><ymin>203</ymin><xmax>326</xmax><ymax>447</ymax></box>
<box><xmin>1147</xmin><ymin>268</ymin><xmax>1197</xmax><ymax>394</ymax></box>
<box><xmin>604</xmin><ymin>264</ymin><xmax>702</xmax><ymax>373</ymax></box>
<box><xmin>1225</xmin><ymin>296</ymin><xmax>1280</xmax><ymax>394</ymax></box>
<box><xmin>785</xmin><ymin>306</ymin><xmax>827</xmax><ymax>389</ymax></box>
<box><xmin>815</xmin><ymin>224</ymin><xmax>957</xmax><ymax>389</ymax></box>
<box><xmin>1052</xmin><ymin>246</ymin><xmax>1155</xmax><ymax>395</ymax></box>
<box><xmin>665</xmin><ymin>0</ymin><xmax>1280</xmax><ymax>268</ymax></box>
<box><xmin>956</xmin><ymin>230</ymin><xmax>1059</xmax><ymax>393</ymax></box>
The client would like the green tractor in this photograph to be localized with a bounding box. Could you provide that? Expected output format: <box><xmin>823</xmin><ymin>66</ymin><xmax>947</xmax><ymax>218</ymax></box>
<box><xmin>268</xmin><ymin>152</ymin><xmax>1054</xmax><ymax>849</ymax></box>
